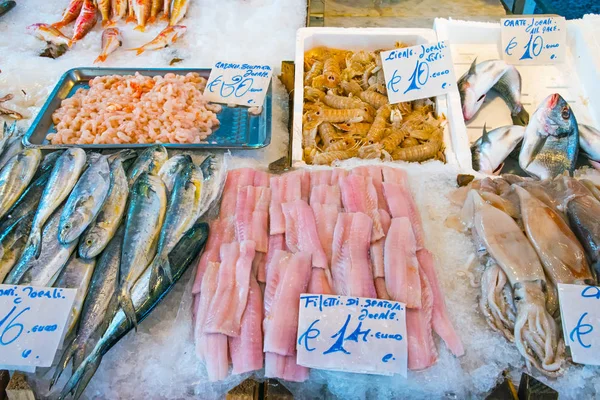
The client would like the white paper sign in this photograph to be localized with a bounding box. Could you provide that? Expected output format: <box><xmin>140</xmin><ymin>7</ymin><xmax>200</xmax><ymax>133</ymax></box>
<box><xmin>203</xmin><ymin>61</ymin><xmax>273</xmax><ymax>107</ymax></box>
<box><xmin>557</xmin><ymin>283</ymin><xmax>600</xmax><ymax>365</ymax></box>
<box><xmin>296</xmin><ymin>294</ymin><xmax>407</xmax><ymax>377</ymax></box>
<box><xmin>0</xmin><ymin>284</ymin><xmax>76</xmax><ymax>369</ymax></box>
<box><xmin>501</xmin><ymin>16</ymin><xmax>566</xmax><ymax>64</ymax></box>
<box><xmin>380</xmin><ymin>40</ymin><xmax>456</xmax><ymax>104</ymax></box>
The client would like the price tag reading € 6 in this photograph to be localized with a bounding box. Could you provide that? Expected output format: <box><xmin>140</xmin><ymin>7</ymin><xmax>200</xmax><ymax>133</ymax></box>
<box><xmin>203</xmin><ymin>61</ymin><xmax>273</xmax><ymax>107</ymax></box>
<box><xmin>380</xmin><ymin>40</ymin><xmax>456</xmax><ymax>104</ymax></box>
<box><xmin>557</xmin><ymin>284</ymin><xmax>600</xmax><ymax>365</ymax></box>
<box><xmin>0</xmin><ymin>284</ymin><xmax>76</xmax><ymax>369</ymax></box>
<box><xmin>296</xmin><ymin>294</ymin><xmax>407</xmax><ymax>377</ymax></box>
<box><xmin>501</xmin><ymin>16</ymin><xmax>566</xmax><ymax>65</ymax></box>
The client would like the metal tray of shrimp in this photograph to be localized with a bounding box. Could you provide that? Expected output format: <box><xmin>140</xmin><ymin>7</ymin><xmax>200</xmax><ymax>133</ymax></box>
<box><xmin>24</xmin><ymin>67</ymin><xmax>272</xmax><ymax>150</ymax></box>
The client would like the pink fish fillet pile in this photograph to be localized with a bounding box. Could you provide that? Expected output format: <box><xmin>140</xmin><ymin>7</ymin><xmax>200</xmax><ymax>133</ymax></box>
<box><xmin>191</xmin><ymin>166</ymin><xmax>463</xmax><ymax>382</ymax></box>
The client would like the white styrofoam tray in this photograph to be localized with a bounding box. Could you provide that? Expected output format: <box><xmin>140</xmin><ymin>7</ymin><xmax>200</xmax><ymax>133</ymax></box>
<box><xmin>292</xmin><ymin>27</ymin><xmax>465</xmax><ymax>167</ymax></box>
<box><xmin>434</xmin><ymin>18</ymin><xmax>600</xmax><ymax>172</ymax></box>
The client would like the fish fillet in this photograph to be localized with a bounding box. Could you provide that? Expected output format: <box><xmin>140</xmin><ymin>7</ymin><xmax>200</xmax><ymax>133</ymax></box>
<box><xmin>309</xmin><ymin>184</ymin><xmax>342</xmax><ymax>208</ymax></box>
<box><xmin>269</xmin><ymin>173</ymin><xmax>303</xmax><ymax>235</ymax></box>
<box><xmin>204</xmin><ymin>241</ymin><xmax>256</xmax><ymax>336</ymax></box>
<box><xmin>235</xmin><ymin>185</ymin><xmax>271</xmax><ymax>252</ymax></box>
<box><xmin>374</xmin><ymin>277</ymin><xmax>390</xmax><ymax>299</ymax></box>
<box><xmin>192</xmin><ymin>218</ymin><xmax>235</xmax><ymax>294</ymax></box>
<box><xmin>229</xmin><ymin>276</ymin><xmax>264</xmax><ymax>374</ymax></box>
<box><xmin>308</xmin><ymin>267</ymin><xmax>333</xmax><ymax>295</ymax></box>
<box><xmin>309</xmin><ymin>168</ymin><xmax>348</xmax><ymax>189</ymax></box>
<box><xmin>253</xmin><ymin>170</ymin><xmax>270</xmax><ymax>188</ymax></box>
<box><xmin>310</xmin><ymin>202</ymin><xmax>339</xmax><ymax>266</ymax></box>
<box><xmin>352</xmin><ymin>165</ymin><xmax>388</xmax><ymax>213</ymax></box>
<box><xmin>382</xmin><ymin>166</ymin><xmax>409</xmax><ymax>185</ymax></box>
<box><xmin>383</xmin><ymin>182</ymin><xmax>425</xmax><ymax>249</ymax></box>
<box><xmin>282</xmin><ymin>200</ymin><xmax>328</xmax><ymax>270</ymax></box>
<box><xmin>417</xmin><ymin>249</ymin><xmax>464</xmax><ymax>356</ymax></box>
<box><xmin>260</xmin><ymin>234</ymin><xmax>285</xmax><ymax>283</ymax></box>
<box><xmin>407</xmin><ymin>272</ymin><xmax>438</xmax><ymax>370</ymax></box>
<box><xmin>220</xmin><ymin>168</ymin><xmax>256</xmax><ymax>218</ymax></box>
<box><xmin>384</xmin><ymin>217</ymin><xmax>421</xmax><ymax>309</ymax></box>
<box><xmin>330</xmin><ymin>212</ymin><xmax>377</xmax><ymax>298</ymax></box>
<box><xmin>370</xmin><ymin>209</ymin><xmax>392</xmax><ymax>279</ymax></box>
<box><xmin>339</xmin><ymin>174</ymin><xmax>384</xmax><ymax>241</ymax></box>
<box><xmin>263</xmin><ymin>250</ymin><xmax>311</xmax><ymax>356</ymax></box>
<box><xmin>264</xmin><ymin>352</ymin><xmax>309</xmax><ymax>382</ymax></box>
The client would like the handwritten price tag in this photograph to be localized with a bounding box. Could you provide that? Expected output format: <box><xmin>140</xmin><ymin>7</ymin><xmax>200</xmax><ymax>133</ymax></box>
<box><xmin>0</xmin><ymin>284</ymin><xmax>76</xmax><ymax>369</ymax></box>
<box><xmin>501</xmin><ymin>16</ymin><xmax>566</xmax><ymax>64</ymax></box>
<box><xmin>558</xmin><ymin>284</ymin><xmax>600</xmax><ymax>365</ymax></box>
<box><xmin>296</xmin><ymin>294</ymin><xmax>407</xmax><ymax>377</ymax></box>
<box><xmin>380</xmin><ymin>40</ymin><xmax>456</xmax><ymax>104</ymax></box>
<box><xmin>203</xmin><ymin>61</ymin><xmax>273</xmax><ymax>107</ymax></box>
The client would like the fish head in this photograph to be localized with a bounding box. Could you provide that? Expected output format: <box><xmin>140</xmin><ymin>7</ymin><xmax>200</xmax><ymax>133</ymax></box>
<box><xmin>79</xmin><ymin>228</ymin><xmax>108</xmax><ymax>258</ymax></box>
<box><xmin>540</xmin><ymin>93</ymin><xmax>577</xmax><ymax>138</ymax></box>
<box><xmin>458</xmin><ymin>78</ymin><xmax>485</xmax><ymax>121</ymax></box>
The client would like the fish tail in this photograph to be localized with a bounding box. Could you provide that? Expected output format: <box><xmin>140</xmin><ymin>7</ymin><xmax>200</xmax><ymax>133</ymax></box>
<box><xmin>149</xmin><ymin>252</ymin><xmax>172</xmax><ymax>293</ymax></box>
<box><xmin>52</xmin><ymin>22</ymin><xmax>65</xmax><ymax>29</ymax></box>
<box><xmin>58</xmin><ymin>350</ymin><xmax>103</xmax><ymax>400</ymax></box>
<box><xmin>126</xmin><ymin>15</ymin><xmax>136</xmax><ymax>24</ymax></box>
<box><xmin>27</xmin><ymin>228</ymin><xmax>42</xmax><ymax>259</ymax></box>
<box><xmin>50</xmin><ymin>337</ymin><xmax>78</xmax><ymax>388</ymax></box>
<box><xmin>148</xmin><ymin>16</ymin><xmax>156</xmax><ymax>24</ymax></box>
<box><xmin>94</xmin><ymin>54</ymin><xmax>107</xmax><ymax>64</ymax></box>
<box><xmin>119</xmin><ymin>288</ymin><xmax>139</xmax><ymax>330</ymax></box>
<box><xmin>128</xmin><ymin>47</ymin><xmax>145</xmax><ymax>56</ymax></box>
<box><xmin>161</xmin><ymin>12</ymin><xmax>169</xmax><ymax>21</ymax></box>
<box><xmin>512</xmin><ymin>107</ymin><xmax>530</xmax><ymax>126</ymax></box>
<box><xmin>134</xmin><ymin>24</ymin><xmax>146</xmax><ymax>32</ymax></box>
<box><xmin>67</xmin><ymin>39</ymin><xmax>74</xmax><ymax>48</ymax></box>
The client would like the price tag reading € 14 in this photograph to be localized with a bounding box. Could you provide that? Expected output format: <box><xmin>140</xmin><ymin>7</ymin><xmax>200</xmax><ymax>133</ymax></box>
<box><xmin>380</xmin><ymin>40</ymin><xmax>456</xmax><ymax>104</ymax></box>
<box><xmin>501</xmin><ymin>16</ymin><xmax>566</xmax><ymax>65</ymax></box>
<box><xmin>558</xmin><ymin>284</ymin><xmax>600</xmax><ymax>365</ymax></box>
<box><xmin>296</xmin><ymin>294</ymin><xmax>407</xmax><ymax>377</ymax></box>
<box><xmin>0</xmin><ymin>284</ymin><xmax>76</xmax><ymax>369</ymax></box>
<box><xmin>204</xmin><ymin>61</ymin><xmax>273</xmax><ymax>107</ymax></box>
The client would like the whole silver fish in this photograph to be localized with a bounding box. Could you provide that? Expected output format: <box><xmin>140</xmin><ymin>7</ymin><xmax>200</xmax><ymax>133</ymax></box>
<box><xmin>59</xmin><ymin>154</ymin><xmax>110</xmax><ymax>245</ymax></box>
<box><xmin>119</xmin><ymin>173</ymin><xmax>166</xmax><ymax>328</ymax></box>
<box><xmin>158</xmin><ymin>153</ymin><xmax>192</xmax><ymax>194</ymax></box>
<box><xmin>127</xmin><ymin>145</ymin><xmax>168</xmax><ymax>187</ymax></box>
<box><xmin>196</xmin><ymin>154</ymin><xmax>227</xmax><ymax>220</ymax></box>
<box><xmin>149</xmin><ymin>161</ymin><xmax>202</xmax><ymax>289</ymax></box>
<box><xmin>0</xmin><ymin>133</ymin><xmax>24</xmax><ymax>171</ymax></box>
<box><xmin>79</xmin><ymin>158</ymin><xmax>129</xmax><ymax>259</ymax></box>
<box><xmin>5</xmin><ymin>205</ymin><xmax>77</xmax><ymax>285</ymax></box>
<box><xmin>0</xmin><ymin>214</ymin><xmax>32</xmax><ymax>283</ymax></box>
<box><xmin>54</xmin><ymin>254</ymin><xmax>96</xmax><ymax>339</ymax></box>
<box><xmin>471</xmin><ymin>125</ymin><xmax>525</xmax><ymax>174</ymax></box>
<box><xmin>458</xmin><ymin>59</ymin><xmax>529</xmax><ymax>125</ymax></box>
<box><xmin>26</xmin><ymin>148</ymin><xmax>86</xmax><ymax>258</ymax></box>
<box><xmin>0</xmin><ymin>148</ymin><xmax>42</xmax><ymax>220</ymax></box>
<box><xmin>58</xmin><ymin>222</ymin><xmax>209</xmax><ymax>400</ymax></box>
<box><xmin>579</xmin><ymin>124</ymin><xmax>600</xmax><ymax>161</ymax></box>
<box><xmin>519</xmin><ymin>93</ymin><xmax>579</xmax><ymax>180</ymax></box>
<box><xmin>51</xmin><ymin>226</ymin><xmax>124</xmax><ymax>388</ymax></box>
<box><xmin>0</xmin><ymin>121</ymin><xmax>16</xmax><ymax>156</ymax></box>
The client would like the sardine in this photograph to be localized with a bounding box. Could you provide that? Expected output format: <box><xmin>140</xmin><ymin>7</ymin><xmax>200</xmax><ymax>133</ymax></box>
<box><xmin>567</xmin><ymin>195</ymin><xmax>600</xmax><ymax>278</ymax></box>
<box><xmin>579</xmin><ymin>124</ymin><xmax>600</xmax><ymax>162</ymax></box>
<box><xmin>149</xmin><ymin>161</ymin><xmax>202</xmax><ymax>289</ymax></box>
<box><xmin>110</xmin><ymin>0</ymin><xmax>128</xmax><ymax>23</ymax></box>
<box><xmin>519</xmin><ymin>93</ymin><xmax>579</xmax><ymax>180</ymax></box>
<box><xmin>72</xmin><ymin>0</ymin><xmax>97</xmax><ymax>42</ymax></box>
<box><xmin>54</xmin><ymin>254</ymin><xmax>96</xmax><ymax>339</ymax></box>
<box><xmin>471</xmin><ymin>124</ymin><xmax>525</xmax><ymax>174</ymax></box>
<box><xmin>129</xmin><ymin>25</ymin><xmax>186</xmax><ymax>55</ymax></box>
<box><xmin>58</xmin><ymin>222</ymin><xmax>209</xmax><ymax>400</ymax></box>
<box><xmin>132</xmin><ymin>0</ymin><xmax>152</xmax><ymax>32</ymax></box>
<box><xmin>95</xmin><ymin>28</ymin><xmax>122</xmax><ymax>64</ymax></box>
<box><xmin>0</xmin><ymin>214</ymin><xmax>32</xmax><ymax>283</ymax></box>
<box><xmin>149</xmin><ymin>0</ymin><xmax>162</xmax><ymax>23</ymax></box>
<box><xmin>127</xmin><ymin>145</ymin><xmax>168</xmax><ymax>187</ymax></box>
<box><xmin>26</xmin><ymin>148</ymin><xmax>86</xmax><ymax>258</ymax></box>
<box><xmin>98</xmin><ymin>0</ymin><xmax>111</xmax><ymax>26</ymax></box>
<box><xmin>157</xmin><ymin>153</ymin><xmax>192</xmax><ymax>194</ymax></box>
<box><xmin>59</xmin><ymin>154</ymin><xmax>110</xmax><ymax>245</ymax></box>
<box><xmin>169</xmin><ymin>0</ymin><xmax>188</xmax><ymax>26</ymax></box>
<box><xmin>5</xmin><ymin>205</ymin><xmax>77</xmax><ymax>286</ymax></box>
<box><xmin>52</xmin><ymin>0</ymin><xmax>83</xmax><ymax>29</ymax></box>
<box><xmin>51</xmin><ymin>227</ymin><xmax>124</xmax><ymax>388</ymax></box>
<box><xmin>118</xmin><ymin>173</ymin><xmax>166</xmax><ymax>328</ymax></box>
<box><xmin>79</xmin><ymin>158</ymin><xmax>129</xmax><ymax>259</ymax></box>
<box><xmin>0</xmin><ymin>149</ymin><xmax>41</xmax><ymax>220</ymax></box>
<box><xmin>458</xmin><ymin>59</ymin><xmax>529</xmax><ymax>125</ymax></box>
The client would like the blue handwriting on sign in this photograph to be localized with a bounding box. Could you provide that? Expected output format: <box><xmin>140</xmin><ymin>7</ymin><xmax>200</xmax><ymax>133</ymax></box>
<box><xmin>0</xmin><ymin>305</ymin><xmax>30</xmax><ymax>346</ymax></box>
<box><xmin>570</xmin><ymin>312</ymin><xmax>594</xmax><ymax>349</ymax></box>
<box><xmin>581</xmin><ymin>286</ymin><xmax>600</xmax><ymax>299</ymax></box>
<box><xmin>207</xmin><ymin>74</ymin><xmax>254</xmax><ymax>99</ymax></box>
<box><xmin>298</xmin><ymin>319</ymin><xmax>321</xmax><ymax>352</ymax></box>
<box><xmin>323</xmin><ymin>314</ymin><xmax>371</xmax><ymax>355</ymax></box>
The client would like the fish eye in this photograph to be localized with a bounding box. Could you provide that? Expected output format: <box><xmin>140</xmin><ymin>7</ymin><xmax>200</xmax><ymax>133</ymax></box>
<box><xmin>561</xmin><ymin>106</ymin><xmax>570</xmax><ymax>120</ymax></box>
<box><xmin>477</xmin><ymin>94</ymin><xmax>485</xmax><ymax>102</ymax></box>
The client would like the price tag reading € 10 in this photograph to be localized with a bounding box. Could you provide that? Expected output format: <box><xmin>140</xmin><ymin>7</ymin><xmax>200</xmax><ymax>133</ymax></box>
<box><xmin>296</xmin><ymin>294</ymin><xmax>407</xmax><ymax>377</ymax></box>
<box><xmin>0</xmin><ymin>284</ymin><xmax>76</xmax><ymax>369</ymax></box>
<box><xmin>204</xmin><ymin>61</ymin><xmax>273</xmax><ymax>107</ymax></box>
<box><xmin>380</xmin><ymin>40</ymin><xmax>456</xmax><ymax>104</ymax></box>
<box><xmin>558</xmin><ymin>284</ymin><xmax>600</xmax><ymax>365</ymax></box>
<box><xmin>501</xmin><ymin>16</ymin><xmax>566</xmax><ymax>64</ymax></box>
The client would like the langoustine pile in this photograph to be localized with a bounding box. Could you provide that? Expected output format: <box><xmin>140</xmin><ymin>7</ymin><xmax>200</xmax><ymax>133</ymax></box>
<box><xmin>191</xmin><ymin>166</ymin><xmax>464</xmax><ymax>382</ymax></box>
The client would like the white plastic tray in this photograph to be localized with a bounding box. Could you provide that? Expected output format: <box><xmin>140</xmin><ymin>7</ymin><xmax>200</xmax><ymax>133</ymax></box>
<box><xmin>292</xmin><ymin>27</ymin><xmax>464</xmax><ymax>167</ymax></box>
<box><xmin>434</xmin><ymin>18</ymin><xmax>600</xmax><ymax>172</ymax></box>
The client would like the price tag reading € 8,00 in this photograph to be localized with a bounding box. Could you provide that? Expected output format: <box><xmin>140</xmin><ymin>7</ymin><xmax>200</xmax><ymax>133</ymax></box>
<box><xmin>0</xmin><ymin>284</ymin><xmax>76</xmax><ymax>369</ymax></box>
<box><xmin>203</xmin><ymin>61</ymin><xmax>273</xmax><ymax>107</ymax></box>
<box><xmin>380</xmin><ymin>40</ymin><xmax>456</xmax><ymax>104</ymax></box>
<box><xmin>501</xmin><ymin>16</ymin><xmax>566</xmax><ymax>65</ymax></box>
<box><xmin>558</xmin><ymin>284</ymin><xmax>600</xmax><ymax>365</ymax></box>
<box><xmin>296</xmin><ymin>294</ymin><xmax>407</xmax><ymax>377</ymax></box>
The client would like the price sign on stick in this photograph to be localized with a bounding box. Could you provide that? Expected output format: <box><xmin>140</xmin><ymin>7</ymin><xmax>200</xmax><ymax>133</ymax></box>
<box><xmin>558</xmin><ymin>284</ymin><xmax>600</xmax><ymax>365</ymax></box>
<box><xmin>380</xmin><ymin>40</ymin><xmax>456</xmax><ymax>104</ymax></box>
<box><xmin>296</xmin><ymin>294</ymin><xmax>407</xmax><ymax>377</ymax></box>
<box><xmin>204</xmin><ymin>61</ymin><xmax>273</xmax><ymax>107</ymax></box>
<box><xmin>0</xmin><ymin>284</ymin><xmax>76</xmax><ymax>369</ymax></box>
<box><xmin>501</xmin><ymin>16</ymin><xmax>566</xmax><ymax>64</ymax></box>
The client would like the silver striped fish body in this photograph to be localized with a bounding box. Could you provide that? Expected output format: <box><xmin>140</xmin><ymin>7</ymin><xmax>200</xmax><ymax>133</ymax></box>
<box><xmin>0</xmin><ymin>213</ymin><xmax>33</xmax><ymax>283</ymax></box>
<box><xmin>195</xmin><ymin>154</ymin><xmax>225</xmax><ymax>221</ymax></box>
<box><xmin>579</xmin><ymin>124</ymin><xmax>600</xmax><ymax>161</ymax></box>
<box><xmin>158</xmin><ymin>153</ymin><xmax>192</xmax><ymax>195</ymax></box>
<box><xmin>471</xmin><ymin>125</ymin><xmax>525</xmax><ymax>174</ymax></box>
<box><xmin>0</xmin><ymin>133</ymin><xmax>24</xmax><ymax>170</ymax></box>
<box><xmin>0</xmin><ymin>148</ymin><xmax>41</xmax><ymax>220</ymax></box>
<box><xmin>127</xmin><ymin>145</ymin><xmax>168</xmax><ymax>187</ymax></box>
<box><xmin>0</xmin><ymin>121</ymin><xmax>16</xmax><ymax>157</ymax></box>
